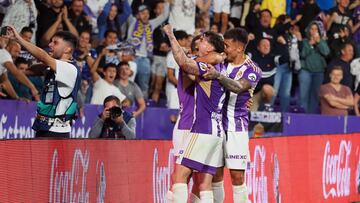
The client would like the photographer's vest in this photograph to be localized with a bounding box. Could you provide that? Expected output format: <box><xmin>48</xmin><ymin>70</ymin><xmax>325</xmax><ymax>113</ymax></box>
<box><xmin>32</xmin><ymin>61</ymin><xmax>81</xmax><ymax>132</ymax></box>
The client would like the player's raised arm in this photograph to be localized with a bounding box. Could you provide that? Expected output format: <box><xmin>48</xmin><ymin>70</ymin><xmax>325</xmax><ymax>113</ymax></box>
<box><xmin>162</xmin><ymin>24</ymin><xmax>200</xmax><ymax>76</ymax></box>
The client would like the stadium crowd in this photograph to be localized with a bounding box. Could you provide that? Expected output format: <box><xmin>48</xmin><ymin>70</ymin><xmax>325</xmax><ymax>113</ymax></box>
<box><xmin>0</xmin><ymin>0</ymin><xmax>360</xmax><ymax>116</ymax></box>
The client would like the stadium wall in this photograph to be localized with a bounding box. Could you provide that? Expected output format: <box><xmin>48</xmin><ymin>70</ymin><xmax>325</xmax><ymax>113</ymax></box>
<box><xmin>0</xmin><ymin>134</ymin><xmax>359</xmax><ymax>203</ymax></box>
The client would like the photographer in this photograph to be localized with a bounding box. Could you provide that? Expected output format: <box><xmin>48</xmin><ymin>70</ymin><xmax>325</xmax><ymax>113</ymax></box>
<box><xmin>89</xmin><ymin>95</ymin><xmax>136</xmax><ymax>139</ymax></box>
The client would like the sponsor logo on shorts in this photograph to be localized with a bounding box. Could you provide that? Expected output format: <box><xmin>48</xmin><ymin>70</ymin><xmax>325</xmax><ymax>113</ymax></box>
<box><xmin>226</xmin><ymin>154</ymin><xmax>247</xmax><ymax>159</ymax></box>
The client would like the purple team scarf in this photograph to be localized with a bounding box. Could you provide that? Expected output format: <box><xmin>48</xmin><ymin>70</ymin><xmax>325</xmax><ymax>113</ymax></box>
<box><xmin>131</xmin><ymin>20</ymin><xmax>154</xmax><ymax>56</ymax></box>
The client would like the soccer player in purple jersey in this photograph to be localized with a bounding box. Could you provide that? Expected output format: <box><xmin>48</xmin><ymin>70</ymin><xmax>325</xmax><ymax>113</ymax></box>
<box><xmin>163</xmin><ymin>24</ymin><xmax>226</xmax><ymax>203</ymax></box>
<box><xmin>204</xmin><ymin>28</ymin><xmax>262</xmax><ymax>203</ymax></box>
<box><xmin>170</xmin><ymin>35</ymin><xmax>227</xmax><ymax>203</ymax></box>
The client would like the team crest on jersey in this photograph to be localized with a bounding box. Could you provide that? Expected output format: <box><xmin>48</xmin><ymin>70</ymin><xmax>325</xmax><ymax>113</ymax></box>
<box><xmin>199</xmin><ymin>62</ymin><xmax>208</xmax><ymax>71</ymax></box>
<box><xmin>248</xmin><ymin>73</ymin><xmax>257</xmax><ymax>81</ymax></box>
<box><xmin>235</xmin><ymin>70</ymin><xmax>243</xmax><ymax>80</ymax></box>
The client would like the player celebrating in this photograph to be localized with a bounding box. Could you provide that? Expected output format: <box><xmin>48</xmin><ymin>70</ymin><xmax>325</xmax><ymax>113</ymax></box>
<box><xmin>204</xmin><ymin>28</ymin><xmax>262</xmax><ymax>203</ymax></box>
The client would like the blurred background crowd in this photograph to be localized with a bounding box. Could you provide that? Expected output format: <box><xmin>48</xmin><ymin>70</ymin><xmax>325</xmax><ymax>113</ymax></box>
<box><xmin>0</xmin><ymin>0</ymin><xmax>360</xmax><ymax>117</ymax></box>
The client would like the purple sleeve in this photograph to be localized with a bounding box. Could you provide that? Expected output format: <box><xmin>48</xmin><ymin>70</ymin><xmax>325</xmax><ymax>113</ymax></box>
<box><xmin>241</xmin><ymin>67</ymin><xmax>261</xmax><ymax>87</ymax></box>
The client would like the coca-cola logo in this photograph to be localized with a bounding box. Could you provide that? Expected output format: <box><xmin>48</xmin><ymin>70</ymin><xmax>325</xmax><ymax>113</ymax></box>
<box><xmin>152</xmin><ymin>148</ymin><xmax>175</xmax><ymax>203</ymax></box>
<box><xmin>49</xmin><ymin>149</ymin><xmax>106</xmax><ymax>203</ymax></box>
<box><xmin>355</xmin><ymin>147</ymin><xmax>360</xmax><ymax>194</ymax></box>
<box><xmin>247</xmin><ymin>145</ymin><xmax>268</xmax><ymax>203</ymax></box>
<box><xmin>322</xmin><ymin>140</ymin><xmax>351</xmax><ymax>199</ymax></box>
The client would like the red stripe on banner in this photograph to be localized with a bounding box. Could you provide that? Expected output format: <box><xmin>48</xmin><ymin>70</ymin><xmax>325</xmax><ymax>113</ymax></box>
<box><xmin>0</xmin><ymin>134</ymin><xmax>359</xmax><ymax>202</ymax></box>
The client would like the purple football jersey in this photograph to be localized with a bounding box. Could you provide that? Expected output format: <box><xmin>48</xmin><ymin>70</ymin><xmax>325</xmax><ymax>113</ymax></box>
<box><xmin>177</xmin><ymin>69</ymin><xmax>195</xmax><ymax>130</ymax></box>
<box><xmin>190</xmin><ymin>62</ymin><xmax>226</xmax><ymax>136</ymax></box>
<box><xmin>222</xmin><ymin>57</ymin><xmax>262</xmax><ymax>132</ymax></box>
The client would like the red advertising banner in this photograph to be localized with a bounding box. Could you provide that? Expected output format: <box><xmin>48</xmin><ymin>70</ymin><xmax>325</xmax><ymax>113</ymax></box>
<box><xmin>0</xmin><ymin>134</ymin><xmax>359</xmax><ymax>203</ymax></box>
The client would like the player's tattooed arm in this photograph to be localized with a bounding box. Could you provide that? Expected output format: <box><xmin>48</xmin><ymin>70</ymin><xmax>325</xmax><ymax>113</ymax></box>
<box><xmin>162</xmin><ymin>24</ymin><xmax>200</xmax><ymax>76</ymax></box>
<box><xmin>203</xmin><ymin>65</ymin><xmax>251</xmax><ymax>94</ymax></box>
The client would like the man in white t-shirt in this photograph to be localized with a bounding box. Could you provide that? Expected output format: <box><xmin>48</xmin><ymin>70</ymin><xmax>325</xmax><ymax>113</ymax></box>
<box><xmin>90</xmin><ymin>48</ymin><xmax>126</xmax><ymax>105</ymax></box>
<box><xmin>8</xmin><ymin>26</ymin><xmax>81</xmax><ymax>138</ymax></box>
<box><xmin>168</xmin><ymin>0</ymin><xmax>211</xmax><ymax>35</ymax></box>
<box><xmin>0</xmin><ymin>37</ymin><xmax>39</xmax><ymax>100</ymax></box>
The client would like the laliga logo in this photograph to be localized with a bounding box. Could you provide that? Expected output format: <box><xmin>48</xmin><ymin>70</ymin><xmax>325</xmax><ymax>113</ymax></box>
<box><xmin>322</xmin><ymin>140</ymin><xmax>351</xmax><ymax>199</ymax></box>
<box><xmin>247</xmin><ymin>145</ymin><xmax>268</xmax><ymax>203</ymax></box>
<box><xmin>49</xmin><ymin>149</ymin><xmax>107</xmax><ymax>203</ymax></box>
<box><xmin>152</xmin><ymin>148</ymin><xmax>175</xmax><ymax>203</ymax></box>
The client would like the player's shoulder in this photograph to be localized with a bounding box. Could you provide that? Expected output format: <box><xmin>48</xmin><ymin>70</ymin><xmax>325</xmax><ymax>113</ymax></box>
<box><xmin>244</xmin><ymin>57</ymin><xmax>262</xmax><ymax>75</ymax></box>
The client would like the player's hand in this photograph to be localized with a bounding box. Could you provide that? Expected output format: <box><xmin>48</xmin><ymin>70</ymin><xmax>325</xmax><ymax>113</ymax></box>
<box><xmin>161</xmin><ymin>23</ymin><xmax>173</xmax><ymax>36</ymax></box>
<box><xmin>246</xmin><ymin>98</ymin><xmax>253</xmax><ymax>110</ymax></box>
<box><xmin>203</xmin><ymin>64</ymin><xmax>221</xmax><ymax>80</ymax></box>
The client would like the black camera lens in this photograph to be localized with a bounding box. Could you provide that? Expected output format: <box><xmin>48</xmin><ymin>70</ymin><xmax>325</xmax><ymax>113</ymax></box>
<box><xmin>109</xmin><ymin>106</ymin><xmax>122</xmax><ymax>119</ymax></box>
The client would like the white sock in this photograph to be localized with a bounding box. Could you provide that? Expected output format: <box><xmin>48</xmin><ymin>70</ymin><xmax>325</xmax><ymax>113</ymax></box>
<box><xmin>190</xmin><ymin>193</ymin><xmax>201</xmax><ymax>203</ymax></box>
<box><xmin>200</xmin><ymin>191</ymin><xmax>214</xmax><ymax>203</ymax></box>
<box><xmin>233</xmin><ymin>183</ymin><xmax>248</xmax><ymax>203</ymax></box>
<box><xmin>166</xmin><ymin>190</ymin><xmax>174</xmax><ymax>203</ymax></box>
<box><xmin>172</xmin><ymin>183</ymin><xmax>188</xmax><ymax>203</ymax></box>
<box><xmin>212</xmin><ymin>181</ymin><xmax>225</xmax><ymax>203</ymax></box>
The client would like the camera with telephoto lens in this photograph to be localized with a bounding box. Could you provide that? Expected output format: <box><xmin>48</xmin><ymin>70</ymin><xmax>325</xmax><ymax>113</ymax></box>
<box><xmin>108</xmin><ymin>106</ymin><xmax>122</xmax><ymax>120</ymax></box>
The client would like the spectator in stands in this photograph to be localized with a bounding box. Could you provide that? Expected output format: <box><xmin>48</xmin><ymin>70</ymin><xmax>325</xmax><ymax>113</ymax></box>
<box><xmin>250</xmin><ymin>38</ymin><xmax>277</xmax><ymax>111</ymax></box>
<box><xmin>114</xmin><ymin>61</ymin><xmax>145</xmax><ymax>117</ymax></box>
<box><xmin>68</xmin><ymin>0</ymin><xmax>92</xmax><ymax>34</ymax></box>
<box><xmin>247</xmin><ymin>9</ymin><xmax>277</xmax><ymax>53</ymax></box>
<box><xmin>1</xmin><ymin>0</ymin><xmax>37</xmax><ymax>43</ymax></box>
<box><xmin>326</xmin><ymin>0</ymin><xmax>353</xmax><ymax>42</ymax></box>
<box><xmin>272</xmin><ymin>15</ymin><xmax>292</xmax><ymax>112</ymax></box>
<box><xmin>260</xmin><ymin>0</ymin><xmax>286</xmax><ymax>27</ymax></box>
<box><xmin>329</xmin><ymin>24</ymin><xmax>354</xmax><ymax>59</ymax></box>
<box><xmin>9</xmin><ymin>57</ymin><xmax>43</xmax><ymax>100</ymax></box>
<box><xmin>293</xmin><ymin>0</ymin><xmax>321</xmax><ymax>37</ymax></box>
<box><xmin>97</xmin><ymin>0</ymin><xmax>131</xmax><ymax>42</ymax></box>
<box><xmin>18</xmin><ymin>27</ymin><xmax>37</xmax><ymax>65</ymax></box>
<box><xmin>245</xmin><ymin>2</ymin><xmax>261</xmax><ymax>34</ymax></box>
<box><xmin>90</xmin><ymin>48</ymin><xmax>126</xmax><ymax>105</ymax></box>
<box><xmin>213</xmin><ymin>0</ymin><xmax>230</xmax><ymax>33</ymax></box>
<box><xmin>354</xmin><ymin>84</ymin><xmax>360</xmax><ymax>116</ymax></box>
<box><xmin>127</xmin><ymin>3</ymin><xmax>169</xmax><ymax>98</ymax></box>
<box><xmin>352</xmin><ymin>4</ymin><xmax>360</xmax><ymax>57</ymax></box>
<box><xmin>320</xmin><ymin>66</ymin><xmax>354</xmax><ymax>115</ymax></box>
<box><xmin>118</xmin><ymin>42</ymin><xmax>137</xmax><ymax>82</ymax></box>
<box><xmin>166</xmin><ymin>30</ymin><xmax>191</xmax><ymax>110</ymax></box>
<box><xmin>168</xmin><ymin>0</ymin><xmax>211</xmax><ymax>35</ymax></box>
<box><xmin>95</xmin><ymin>30</ymin><xmax>118</xmax><ymax>70</ymax></box>
<box><xmin>0</xmin><ymin>37</ymin><xmax>39</xmax><ymax>101</ymax></box>
<box><xmin>299</xmin><ymin>21</ymin><xmax>330</xmax><ymax>113</ymax></box>
<box><xmin>35</xmin><ymin>0</ymin><xmax>79</xmax><ymax>47</ymax></box>
<box><xmin>150</xmin><ymin>0</ymin><xmax>170</xmax><ymax>103</ymax></box>
<box><xmin>85</xmin><ymin>0</ymin><xmax>108</xmax><ymax>36</ymax></box>
<box><xmin>89</xmin><ymin>95</ymin><xmax>136</xmax><ymax>139</ymax></box>
<box><xmin>73</xmin><ymin>30</ymin><xmax>96</xmax><ymax>81</ymax></box>
<box><xmin>325</xmin><ymin>42</ymin><xmax>355</xmax><ymax>90</ymax></box>
<box><xmin>76</xmin><ymin>79</ymin><xmax>90</xmax><ymax>118</ymax></box>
